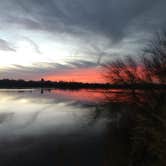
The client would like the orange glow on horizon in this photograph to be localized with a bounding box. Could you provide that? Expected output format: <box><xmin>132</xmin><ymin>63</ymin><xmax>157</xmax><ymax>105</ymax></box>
<box><xmin>43</xmin><ymin>65</ymin><xmax>157</xmax><ymax>84</ymax></box>
<box><xmin>44</xmin><ymin>67</ymin><xmax>106</xmax><ymax>83</ymax></box>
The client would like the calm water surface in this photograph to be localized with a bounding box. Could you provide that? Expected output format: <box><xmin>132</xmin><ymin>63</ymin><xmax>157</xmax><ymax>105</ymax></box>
<box><xmin>0</xmin><ymin>89</ymin><xmax>111</xmax><ymax>166</ymax></box>
<box><xmin>1</xmin><ymin>89</ymin><xmax>163</xmax><ymax>166</ymax></box>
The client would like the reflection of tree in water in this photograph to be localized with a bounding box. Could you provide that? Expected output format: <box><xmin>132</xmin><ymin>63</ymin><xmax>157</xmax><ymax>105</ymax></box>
<box><xmin>130</xmin><ymin>89</ymin><xmax>166</xmax><ymax>166</ymax></box>
<box><xmin>90</xmin><ymin>89</ymin><xmax>166</xmax><ymax>166</ymax></box>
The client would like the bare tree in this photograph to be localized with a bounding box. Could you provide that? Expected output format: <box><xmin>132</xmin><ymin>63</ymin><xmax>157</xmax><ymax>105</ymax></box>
<box><xmin>104</xmin><ymin>30</ymin><xmax>166</xmax><ymax>85</ymax></box>
<box><xmin>104</xmin><ymin>57</ymin><xmax>141</xmax><ymax>85</ymax></box>
<box><xmin>142</xmin><ymin>31</ymin><xmax>166</xmax><ymax>84</ymax></box>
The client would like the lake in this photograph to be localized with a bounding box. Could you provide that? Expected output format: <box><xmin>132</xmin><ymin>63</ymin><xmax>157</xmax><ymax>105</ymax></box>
<box><xmin>0</xmin><ymin>88</ymin><xmax>165</xmax><ymax>166</ymax></box>
<box><xmin>0</xmin><ymin>89</ymin><xmax>112</xmax><ymax>166</ymax></box>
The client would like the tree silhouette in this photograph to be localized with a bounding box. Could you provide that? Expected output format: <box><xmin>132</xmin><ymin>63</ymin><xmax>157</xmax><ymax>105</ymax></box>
<box><xmin>104</xmin><ymin>31</ymin><xmax>166</xmax><ymax>85</ymax></box>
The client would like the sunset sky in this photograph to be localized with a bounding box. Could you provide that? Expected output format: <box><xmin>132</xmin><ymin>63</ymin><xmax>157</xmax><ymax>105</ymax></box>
<box><xmin>0</xmin><ymin>0</ymin><xmax>165</xmax><ymax>82</ymax></box>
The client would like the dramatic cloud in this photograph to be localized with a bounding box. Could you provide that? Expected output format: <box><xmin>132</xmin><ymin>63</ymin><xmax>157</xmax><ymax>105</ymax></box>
<box><xmin>1</xmin><ymin>0</ymin><xmax>164</xmax><ymax>39</ymax></box>
<box><xmin>0</xmin><ymin>0</ymin><xmax>165</xmax><ymax>80</ymax></box>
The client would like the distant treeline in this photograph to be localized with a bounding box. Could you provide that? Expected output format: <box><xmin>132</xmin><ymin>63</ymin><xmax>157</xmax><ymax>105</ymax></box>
<box><xmin>0</xmin><ymin>79</ymin><xmax>165</xmax><ymax>89</ymax></box>
<box><xmin>0</xmin><ymin>79</ymin><xmax>109</xmax><ymax>89</ymax></box>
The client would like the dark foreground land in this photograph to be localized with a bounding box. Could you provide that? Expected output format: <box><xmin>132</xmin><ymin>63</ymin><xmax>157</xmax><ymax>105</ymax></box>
<box><xmin>0</xmin><ymin>79</ymin><xmax>165</xmax><ymax>89</ymax></box>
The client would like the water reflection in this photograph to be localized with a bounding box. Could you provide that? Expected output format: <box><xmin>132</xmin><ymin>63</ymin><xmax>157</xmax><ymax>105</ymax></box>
<box><xmin>91</xmin><ymin>89</ymin><xmax>166</xmax><ymax>166</ymax></box>
<box><xmin>0</xmin><ymin>89</ymin><xmax>108</xmax><ymax>166</ymax></box>
<box><xmin>0</xmin><ymin>88</ymin><xmax>165</xmax><ymax>166</ymax></box>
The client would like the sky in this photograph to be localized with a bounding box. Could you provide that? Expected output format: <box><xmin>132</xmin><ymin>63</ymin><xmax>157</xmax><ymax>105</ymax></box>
<box><xmin>0</xmin><ymin>0</ymin><xmax>165</xmax><ymax>82</ymax></box>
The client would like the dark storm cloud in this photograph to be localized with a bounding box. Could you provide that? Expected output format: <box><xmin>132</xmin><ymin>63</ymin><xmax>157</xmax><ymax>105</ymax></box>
<box><xmin>2</xmin><ymin>0</ymin><xmax>166</xmax><ymax>41</ymax></box>
<box><xmin>0</xmin><ymin>39</ymin><xmax>15</xmax><ymax>52</ymax></box>
<box><xmin>0</xmin><ymin>0</ymin><xmax>165</xmax><ymax>76</ymax></box>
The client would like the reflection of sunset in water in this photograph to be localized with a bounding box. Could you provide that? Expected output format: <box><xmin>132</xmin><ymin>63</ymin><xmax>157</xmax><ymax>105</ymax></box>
<box><xmin>50</xmin><ymin>89</ymin><xmax>145</xmax><ymax>104</ymax></box>
<box><xmin>0</xmin><ymin>88</ymin><xmax>156</xmax><ymax>105</ymax></box>
<box><xmin>104</xmin><ymin>89</ymin><xmax>138</xmax><ymax>103</ymax></box>
<box><xmin>51</xmin><ymin>89</ymin><xmax>106</xmax><ymax>103</ymax></box>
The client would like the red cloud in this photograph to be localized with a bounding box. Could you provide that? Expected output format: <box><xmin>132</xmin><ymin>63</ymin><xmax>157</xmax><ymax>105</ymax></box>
<box><xmin>44</xmin><ymin>67</ymin><xmax>106</xmax><ymax>83</ymax></box>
